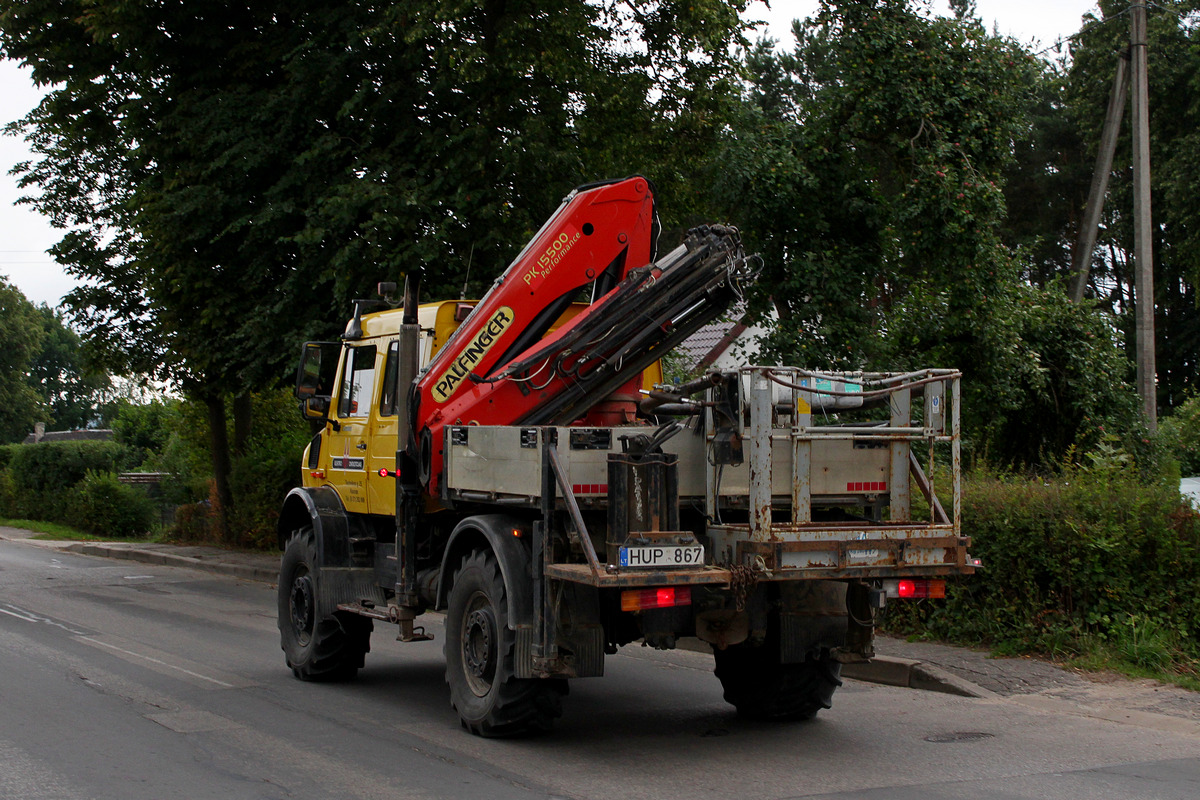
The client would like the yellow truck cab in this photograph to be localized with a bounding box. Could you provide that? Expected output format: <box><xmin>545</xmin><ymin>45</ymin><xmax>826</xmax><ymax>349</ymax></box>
<box><xmin>298</xmin><ymin>300</ymin><xmax>662</xmax><ymax>517</ymax></box>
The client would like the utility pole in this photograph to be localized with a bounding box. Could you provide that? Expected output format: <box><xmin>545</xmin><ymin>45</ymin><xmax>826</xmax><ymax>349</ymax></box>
<box><xmin>1131</xmin><ymin>1</ymin><xmax>1156</xmax><ymax>430</ymax></box>
<box><xmin>1069</xmin><ymin>51</ymin><xmax>1127</xmax><ymax>303</ymax></box>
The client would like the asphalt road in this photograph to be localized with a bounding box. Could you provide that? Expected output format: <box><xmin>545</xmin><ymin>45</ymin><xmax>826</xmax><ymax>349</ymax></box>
<box><xmin>2</xmin><ymin>536</ymin><xmax>1199</xmax><ymax>800</ymax></box>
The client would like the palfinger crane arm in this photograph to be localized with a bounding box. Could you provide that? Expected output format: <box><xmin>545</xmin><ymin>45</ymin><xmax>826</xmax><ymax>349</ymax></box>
<box><xmin>409</xmin><ymin>177</ymin><xmax>753</xmax><ymax>492</ymax></box>
<box><xmin>415</xmin><ymin>177</ymin><xmax>658</xmax><ymax>410</ymax></box>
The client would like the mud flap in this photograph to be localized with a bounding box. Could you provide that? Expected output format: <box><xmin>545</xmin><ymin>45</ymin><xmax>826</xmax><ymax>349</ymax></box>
<box><xmin>778</xmin><ymin>580</ymin><xmax>848</xmax><ymax>664</ymax></box>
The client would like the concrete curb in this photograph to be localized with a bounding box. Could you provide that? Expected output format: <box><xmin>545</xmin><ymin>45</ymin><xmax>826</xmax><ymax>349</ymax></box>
<box><xmin>678</xmin><ymin>637</ymin><xmax>991</xmax><ymax>698</ymax></box>
<box><xmin>843</xmin><ymin>657</ymin><xmax>996</xmax><ymax>699</ymax></box>
<box><xmin>60</xmin><ymin>542</ymin><xmax>280</xmax><ymax>584</ymax></box>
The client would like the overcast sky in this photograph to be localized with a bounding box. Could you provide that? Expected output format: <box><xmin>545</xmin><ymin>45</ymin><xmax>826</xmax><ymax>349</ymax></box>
<box><xmin>1</xmin><ymin>0</ymin><xmax>1102</xmax><ymax>309</ymax></box>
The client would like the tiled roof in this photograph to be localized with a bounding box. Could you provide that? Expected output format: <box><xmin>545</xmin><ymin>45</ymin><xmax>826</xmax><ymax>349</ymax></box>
<box><xmin>677</xmin><ymin>319</ymin><xmax>740</xmax><ymax>367</ymax></box>
<box><xmin>22</xmin><ymin>429</ymin><xmax>114</xmax><ymax>445</ymax></box>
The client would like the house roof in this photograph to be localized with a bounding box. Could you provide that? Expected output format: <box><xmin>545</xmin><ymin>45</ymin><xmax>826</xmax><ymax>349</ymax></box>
<box><xmin>676</xmin><ymin>319</ymin><xmax>741</xmax><ymax>368</ymax></box>
<box><xmin>22</xmin><ymin>429</ymin><xmax>114</xmax><ymax>445</ymax></box>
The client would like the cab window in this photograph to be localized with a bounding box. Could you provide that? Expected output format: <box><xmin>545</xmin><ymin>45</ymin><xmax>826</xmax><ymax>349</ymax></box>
<box><xmin>379</xmin><ymin>341</ymin><xmax>400</xmax><ymax>417</ymax></box>
<box><xmin>337</xmin><ymin>345</ymin><xmax>377</xmax><ymax>418</ymax></box>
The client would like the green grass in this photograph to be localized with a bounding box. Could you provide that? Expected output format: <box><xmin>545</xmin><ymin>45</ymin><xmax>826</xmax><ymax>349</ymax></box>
<box><xmin>897</xmin><ymin>627</ymin><xmax>1200</xmax><ymax>693</ymax></box>
<box><xmin>1064</xmin><ymin>639</ymin><xmax>1200</xmax><ymax>693</ymax></box>
<box><xmin>0</xmin><ymin>517</ymin><xmax>158</xmax><ymax>543</ymax></box>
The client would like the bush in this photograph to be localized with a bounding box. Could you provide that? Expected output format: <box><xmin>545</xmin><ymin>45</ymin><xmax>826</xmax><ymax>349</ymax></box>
<box><xmin>164</xmin><ymin>388</ymin><xmax>310</xmax><ymax>548</ymax></box>
<box><xmin>7</xmin><ymin>440</ymin><xmax>138</xmax><ymax>494</ymax></box>
<box><xmin>228</xmin><ymin>430</ymin><xmax>307</xmax><ymax>549</ymax></box>
<box><xmin>884</xmin><ymin>464</ymin><xmax>1200</xmax><ymax>668</ymax></box>
<box><xmin>226</xmin><ymin>390</ymin><xmax>310</xmax><ymax>548</ymax></box>
<box><xmin>1160</xmin><ymin>395</ymin><xmax>1200</xmax><ymax>476</ymax></box>
<box><xmin>111</xmin><ymin>399</ymin><xmax>181</xmax><ymax>468</ymax></box>
<box><xmin>68</xmin><ymin>470</ymin><xmax>156</xmax><ymax>538</ymax></box>
<box><xmin>0</xmin><ymin>443</ymin><xmax>17</xmax><ymax>470</ymax></box>
<box><xmin>0</xmin><ymin>468</ymin><xmax>15</xmax><ymax>518</ymax></box>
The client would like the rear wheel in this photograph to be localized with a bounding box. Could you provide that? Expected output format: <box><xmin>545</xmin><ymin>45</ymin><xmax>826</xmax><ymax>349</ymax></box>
<box><xmin>713</xmin><ymin>640</ymin><xmax>842</xmax><ymax>721</ymax></box>
<box><xmin>278</xmin><ymin>526</ymin><xmax>371</xmax><ymax>681</ymax></box>
<box><xmin>444</xmin><ymin>550</ymin><xmax>565</xmax><ymax>736</ymax></box>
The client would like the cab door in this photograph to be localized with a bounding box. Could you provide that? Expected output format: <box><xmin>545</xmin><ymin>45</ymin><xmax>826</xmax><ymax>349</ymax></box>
<box><xmin>366</xmin><ymin>339</ymin><xmax>400</xmax><ymax>516</ymax></box>
<box><xmin>325</xmin><ymin>343</ymin><xmax>378</xmax><ymax>514</ymax></box>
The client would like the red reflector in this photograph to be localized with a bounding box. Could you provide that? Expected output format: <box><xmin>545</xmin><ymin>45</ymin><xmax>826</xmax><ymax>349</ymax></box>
<box><xmin>621</xmin><ymin>586</ymin><xmax>692</xmax><ymax>612</ymax></box>
<box><xmin>897</xmin><ymin>579</ymin><xmax>946</xmax><ymax>599</ymax></box>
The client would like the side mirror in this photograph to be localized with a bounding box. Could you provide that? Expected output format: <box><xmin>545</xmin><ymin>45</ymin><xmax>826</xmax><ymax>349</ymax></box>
<box><xmin>296</xmin><ymin>341</ymin><xmax>340</xmax><ymax>402</ymax></box>
<box><xmin>301</xmin><ymin>396</ymin><xmax>329</xmax><ymax>417</ymax></box>
<box><xmin>300</xmin><ymin>396</ymin><xmax>340</xmax><ymax>430</ymax></box>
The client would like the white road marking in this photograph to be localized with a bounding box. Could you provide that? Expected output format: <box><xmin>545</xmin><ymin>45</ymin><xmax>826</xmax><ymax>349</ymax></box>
<box><xmin>0</xmin><ymin>603</ymin><xmax>88</xmax><ymax>634</ymax></box>
<box><xmin>2</xmin><ymin>601</ymin><xmax>237</xmax><ymax>689</ymax></box>
<box><xmin>83</xmin><ymin>638</ymin><xmax>236</xmax><ymax>688</ymax></box>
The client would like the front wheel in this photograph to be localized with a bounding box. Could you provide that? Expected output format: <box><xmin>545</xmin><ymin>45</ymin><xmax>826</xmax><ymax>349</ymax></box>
<box><xmin>278</xmin><ymin>526</ymin><xmax>371</xmax><ymax>681</ymax></box>
<box><xmin>444</xmin><ymin>550</ymin><xmax>566</xmax><ymax>736</ymax></box>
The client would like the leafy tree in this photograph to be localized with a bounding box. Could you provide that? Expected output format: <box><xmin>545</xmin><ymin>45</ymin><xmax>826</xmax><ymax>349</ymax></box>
<box><xmin>0</xmin><ymin>277</ymin><xmax>45</xmax><ymax>442</ymax></box>
<box><xmin>715</xmin><ymin>7</ymin><xmax>1026</xmax><ymax>393</ymax></box>
<box><xmin>716</xmin><ymin>1</ymin><xmax>1038</xmax><ymax>359</ymax></box>
<box><xmin>1</xmin><ymin>0</ymin><xmax>751</xmax><ymax>540</ymax></box>
<box><xmin>1063</xmin><ymin>0</ymin><xmax>1200</xmax><ymax>410</ymax></box>
<box><xmin>110</xmin><ymin>398</ymin><xmax>180</xmax><ymax>465</ymax></box>
<box><xmin>999</xmin><ymin>58</ymin><xmax>1092</xmax><ymax>289</ymax></box>
<box><xmin>957</xmin><ymin>288</ymin><xmax>1140</xmax><ymax>464</ymax></box>
<box><xmin>27</xmin><ymin>304</ymin><xmax>111</xmax><ymax>430</ymax></box>
<box><xmin>0</xmin><ymin>279</ymin><xmax>112</xmax><ymax>440</ymax></box>
<box><xmin>712</xmin><ymin>0</ymin><xmax>1141</xmax><ymax>465</ymax></box>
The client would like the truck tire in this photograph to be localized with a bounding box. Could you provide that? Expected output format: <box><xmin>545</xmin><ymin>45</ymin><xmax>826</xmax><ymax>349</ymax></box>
<box><xmin>713</xmin><ymin>643</ymin><xmax>842</xmax><ymax>721</ymax></box>
<box><xmin>444</xmin><ymin>550</ymin><xmax>566</xmax><ymax>737</ymax></box>
<box><xmin>278</xmin><ymin>526</ymin><xmax>372</xmax><ymax>681</ymax></box>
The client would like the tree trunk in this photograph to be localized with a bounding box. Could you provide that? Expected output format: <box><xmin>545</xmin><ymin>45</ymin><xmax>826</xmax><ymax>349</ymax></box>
<box><xmin>232</xmin><ymin>392</ymin><xmax>252</xmax><ymax>456</ymax></box>
<box><xmin>772</xmin><ymin>295</ymin><xmax>792</xmax><ymax>323</ymax></box>
<box><xmin>205</xmin><ymin>393</ymin><xmax>234</xmax><ymax>541</ymax></box>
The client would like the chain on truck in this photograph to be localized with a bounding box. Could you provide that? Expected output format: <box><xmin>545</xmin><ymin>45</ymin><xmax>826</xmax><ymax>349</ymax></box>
<box><xmin>276</xmin><ymin>176</ymin><xmax>976</xmax><ymax>737</ymax></box>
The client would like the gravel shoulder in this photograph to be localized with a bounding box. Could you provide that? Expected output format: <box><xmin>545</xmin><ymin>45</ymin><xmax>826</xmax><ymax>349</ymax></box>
<box><xmin>875</xmin><ymin>633</ymin><xmax>1200</xmax><ymax>725</ymax></box>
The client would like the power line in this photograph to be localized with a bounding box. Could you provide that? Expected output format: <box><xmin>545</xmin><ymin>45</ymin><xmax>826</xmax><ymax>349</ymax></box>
<box><xmin>1031</xmin><ymin>1</ymin><xmax>1199</xmax><ymax>59</ymax></box>
<box><xmin>1031</xmin><ymin>7</ymin><xmax>1131</xmax><ymax>58</ymax></box>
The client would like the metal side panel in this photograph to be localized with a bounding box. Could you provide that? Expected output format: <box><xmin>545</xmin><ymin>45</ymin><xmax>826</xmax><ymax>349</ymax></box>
<box><xmin>443</xmin><ymin>424</ymin><xmax>892</xmax><ymax>503</ymax></box>
<box><xmin>668</xmin><ymin>436</ymin><xmax>889</xmax><ymax>499</ymax></box>
<box><xmin>444</xmin><ymin>426</ymin><xmax>544</xmax><ymax>497</ymax></box>
<box><xmin>445</xmin><ymin>426</ymin><xmax>646</xmax><ymax>499</ymax></box>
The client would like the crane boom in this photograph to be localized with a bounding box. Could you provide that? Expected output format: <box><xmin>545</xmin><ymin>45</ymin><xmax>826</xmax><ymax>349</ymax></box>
<box><xmin>412</xmin><ymin>176</ymin><xmax>750</xmax><ymax>492</ymax></box>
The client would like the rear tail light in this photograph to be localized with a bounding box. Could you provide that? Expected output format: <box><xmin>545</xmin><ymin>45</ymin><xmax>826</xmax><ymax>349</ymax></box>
<box><xmin>883</xmin><ymin>579</ymin><xmax>946</xmax><ymax>599</ymax></box>
<box><xmin>621</xmin><ymin>586</ymin><xmax>692</xmax><ymax>612</ymax></box>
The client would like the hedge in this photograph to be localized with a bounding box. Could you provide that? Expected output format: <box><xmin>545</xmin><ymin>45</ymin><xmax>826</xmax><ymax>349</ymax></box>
<box><xmin>885</xmin><ymin>467</ymin><xmax>1200</xmax><ymax>663</ymax></box>
<box><xmin>7</xmin><ymin>440</ymin><xmax>139</xmax><ymax>493</ymax></box>
<box><xmin>68</xmin><ymin>470</ymin><xmax>156</xmax><ymax>538</ymax></box>
<box><xmin>0</xmin><ymin>440</ymin><xmax>143</xmax><ymax>528</ymax></box>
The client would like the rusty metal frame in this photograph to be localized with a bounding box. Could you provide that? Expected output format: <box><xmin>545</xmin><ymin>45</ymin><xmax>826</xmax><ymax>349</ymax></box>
<box><xmin>739</xmin><ymin>367</ymin><xmax>962</xmax><ymax>543</ymax></box>
<box><xmin>523</xmin><ymin>369</ymin><xmax>970</xmax><ymax>593</ymax></box>
<box><xmin>544</xmin><ymin>562</ymin><xmax>733</xmax><ymax>588</ymax></box>
<box><xmin>544</xmin><ymin>443</ymin><xmax>602</xmax><ymax>582</ymax></box>
<box><xmin>734</xmin><ymin>534</ymin><xmax>970</xmax><ymax>570</ymax></box>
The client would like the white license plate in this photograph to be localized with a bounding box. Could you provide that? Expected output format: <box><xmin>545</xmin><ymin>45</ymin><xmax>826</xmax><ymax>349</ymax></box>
<box><xmin>847</xmin><ymin>548</ymin><xmax>880</xmax><ymax>561</ymax></box>
<box><xmin>619</xmin><ymin>545</ymin><xmax>705</xmax><ymax>568</ymax></box>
